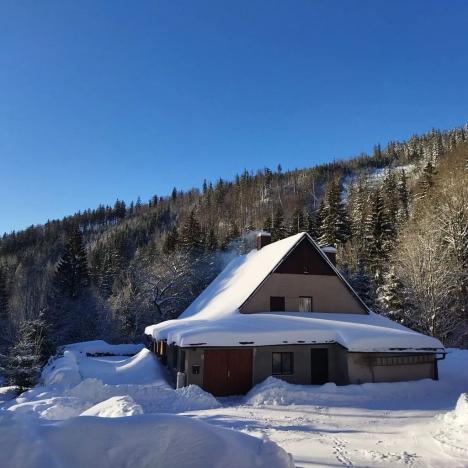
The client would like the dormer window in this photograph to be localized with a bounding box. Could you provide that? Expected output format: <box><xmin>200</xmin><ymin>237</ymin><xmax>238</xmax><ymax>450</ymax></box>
<box><xmin>270</xmin><ymin>296</ymin><xmax>285</xmax><ymax>312</ymax></box>
<box><xmin>299</xmin><ymin>296</ymin><xmax>313</xmax><ymax>312</ymax></box>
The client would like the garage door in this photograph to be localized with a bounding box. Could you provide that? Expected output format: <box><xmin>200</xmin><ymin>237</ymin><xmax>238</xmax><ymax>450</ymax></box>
<box><xmin>203</xmin><ymin>349</ymin><xmax>253</xmax><ymax>396</ymax></box>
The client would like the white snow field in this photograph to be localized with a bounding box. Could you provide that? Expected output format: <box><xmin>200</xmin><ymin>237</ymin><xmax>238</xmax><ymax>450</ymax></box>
<box><xmin>0</xmin><ymin>341</ymin><xmax>467</xmax><ymax>467</ymax></box>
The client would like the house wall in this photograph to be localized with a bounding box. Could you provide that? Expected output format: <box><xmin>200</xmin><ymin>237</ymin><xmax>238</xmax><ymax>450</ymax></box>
<box><xmin>347</xmin><ymin>353</ymin><xmax>436</xmax><ymax>384</ymax></box>
<box><xmin>185</xmin><ymin>348</ymin><xmax>205</xmax><ymax>387</ymax></box>
<box><xmin>151</xmin><ymin>341</ymin><xmax>437</xmax><ymax>393</ymax></box>
<box><xmin>253</xmin><ymin>343</ymin><xmax>349</xmax><ymax>386</ymax></box>
<box><xmin>241</xmin><ymin>273</ymin><xmax>367</xmax><ymax>314</ymax></box>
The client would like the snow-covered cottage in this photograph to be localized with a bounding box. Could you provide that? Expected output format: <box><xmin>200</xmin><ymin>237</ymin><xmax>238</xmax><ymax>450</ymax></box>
<box><xmin>145</xmin><ymin>232</ymin><xmax>445</xmax><ymax>396</ymax></box>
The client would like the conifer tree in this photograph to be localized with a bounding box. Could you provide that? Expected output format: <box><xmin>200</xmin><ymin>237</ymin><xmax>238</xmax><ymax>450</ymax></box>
<box><xmin>377</xmin><ymin>268</ymin><xmax>406</xmax><ymax>324</ymax></box>
<box><xmin>179</xmin><ymin>211</ymin><xmax>204</xmax><ymax>253</ymax></box>
<box><xmin>263</xmin><ymin>215</ymin><xmax>273</xmax><ymax>233</ymax></box>
<box><xmin>1</xmin><ymin>315</ymin><xmax>45</xmax><ymax>389</ymax></box>
<box><xmin>305</xmin><ymin>210</ymin><xmax>318</xmax><ymax>239</ymax></box>
<box><xmin>289</xmin><ymin>208</ymin><xmax>306</xmax><ymax>235</ymax></box>
<box><xmin>0</xmin><ymin>267</ymin><xmax>9</xmax><ymax>323</ymax></box>
<box><xmin>205</xmin><ymin>227</ymin><xmax>218</xmax><ymax>251</ymax></box>
<box><xmin>382</xmin><ymin>171</ymin><xmax>398</xmax><ymax>240</ymax></box>
<box><xmin>271</xmin><ymin>207</ymin><xmax>287</xmax><ymax>241</ymax></box>
<box><xmin>55</xmin><ymin>229</ymin><xmax>90</xmax><ymax>299</ymax></box>
<box><xmin>319</xmin><ymin>179</ymin><xmax>350</xmax><ymax>246</ymax></box>
<box><xmin>419</xmin><ymin>160</ymin><xmax>437</xmax><ymax>198</ymax></box>
<box><xmin>98</xmin><ymin>247</ymin><xmax>121</xmax><ymax>298</ymax></box>
<box><xmin>347</xmin><ymin>178</ymin><xmax>367</xmax><ymax>245</ymax></box>
<box><xmin>314</xmin><ymin>200</ymin><xmax>326</xmax><ymax>240</ymax></box>
<box><xmin>397</xmin><ymin>169</ymin><xmax>409</xmax><ymax>222</ymax></box>
<box><xmin>163</xmin><ymin>225</ymin><xmax>179</xmax><ymax>253</ymax></box>
<box><xmin>364</xmin><ymin>189</ymin><xmax>392</xmax><ymax>267</ymax></box>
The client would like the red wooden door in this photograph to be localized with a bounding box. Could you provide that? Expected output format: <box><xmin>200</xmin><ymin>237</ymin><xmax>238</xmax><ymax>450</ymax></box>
<box><xmin>203</xmin><ymin>349</ymin><xmax>253</xmax><ymax>396</ymax></box>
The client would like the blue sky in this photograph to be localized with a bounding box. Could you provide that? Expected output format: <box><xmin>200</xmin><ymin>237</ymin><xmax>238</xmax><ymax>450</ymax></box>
<box><xmin>1</xmin><ymin>0</ymin><xmax>468</xmax><ymax>234</ymax></box>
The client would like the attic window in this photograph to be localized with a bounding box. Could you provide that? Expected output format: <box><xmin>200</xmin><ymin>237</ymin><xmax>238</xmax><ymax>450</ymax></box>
<box><xmin>270</xmin><ymin>296</ymin><xmax>285</xmax><ymax>312</ymax></box>
<box><xmin>303</xmin><ymin>265</ymin><xmax>310</xmax><ymax>274</ymax></box>
<box><xmin>299</xmin><ymin>296</ymin><xmax>313</xmax><ymax>312</ymax></box>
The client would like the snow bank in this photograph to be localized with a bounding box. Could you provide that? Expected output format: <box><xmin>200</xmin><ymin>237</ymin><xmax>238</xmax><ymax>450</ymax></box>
<box><xmin>245</xmin><ymin>351</ymin><xmax>468</xmax><ymax>411</ymax></box>
<box><xmin>443</xmin><ymin>393</ymin><xmax>468</xmax><ymax>428</ymax></box>
<box><xmin>0</xmin><ymin>386</ymin><xmax>18</xmax><ymax>404</ymax></box>
<box><xmin>42</xmin><ymin>347</ymin><xmax>163</xmax><ymax>388</ymax></box>
<box><xmin>0</xmin><ymin>412</ymin><xmax>294</xmax><ymax>468</ymax></box>
<box><xmin>7</xmin><ymin>344</ymin><xmax>220</xmax><ymax>419</ymax></box>
<box><xmin>80</xmin><ymin>395</ymin><xmax>143</xmax><ymax>417</ymax></box>
<box><xmin>62</xmin><ymin>340</ymin><xmax>144</xmax><ymax>356</ymax></box>
<box><xmin>432</xmin><ymin>393</ymin><xmax>468</xmax><ymax>458</ymax></box>
<box><xmin>65</xmin><ymin>378</ymin><xmax>221</xmax><ymax>414</ymax></box>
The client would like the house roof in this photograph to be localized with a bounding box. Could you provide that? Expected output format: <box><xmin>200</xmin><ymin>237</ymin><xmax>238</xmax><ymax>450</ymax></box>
<box><xmin>145</xmin><ymin>312</ymin><xmax>445</xmax><ymax>352</ymax></box>
<box><xmin>144</xmin><ymin>232</ymin><xmax>445</xmax><ymax>353</ymax></box>
<box><xmin>178</xmin><ymin>232</ymin><xmax>369</xmax><ymax>321</ymax></box>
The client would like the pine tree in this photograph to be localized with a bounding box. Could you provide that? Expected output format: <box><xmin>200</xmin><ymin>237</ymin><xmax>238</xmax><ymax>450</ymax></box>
<box><xmin>364</xmin><ymin>189</ymin><xmax>393</xmax><ymax>267</ymax></box>
<box><xmin>98</xmin><ymin>247</ymin><xmax>120</xmax><ymax>298</ymax></box>
<box><xmin>271</xmin><ymin>207</ymin><xmax>287</xmax><ymax>241</ymax></box>
<box><xmin>205</xmin><ymin>227</ymin><xmax>218</xmax><ymax>251</ymax></box>
<box><xmin>397</xmin><ymin>169</ymin><xmax>409</xmax><ymax>222</ymax></box>
<box><xmin>319</xmin><ymin>179</ymin><xmax>350</xmax><ymax>246</ymax></box>
<box><xmin>163</xmin><ymin>225</ymin><xmax>179</xmax><ymax>253</ymax></box>
<box><xmin>289</xmin><ymin>208</ymin><xmax>306</xmax><ymax>235</ymax></box>
<box><xmin>1</xmin><ymin>315</ymin><xmax>45</xmax><ymax>389</ymax></box>
<box><xmin>0</xmin><ymin>267</ymin><xmax>9</xmax><ymax>322</ymax></box>
<box><xmin>314</xmin><ymin>200</ymin><xmax>326</xmax><ymax>241</ymax></box>
<box><xmin>171</xmin><ymin>187</ymin><xmax>178</xmax><ymax>202</ymax></box>
<box><xmin>347</xmin><ymin>178</ymin><xmax>367</xmax><ymax>245</ymax></box>
<box><xmin>305</xmin><ymin>210</ymin><xmax>318</xmax><ymax>239</ymax></box>
<box><xmin>263</xmin><ymin>215</ymin><xmax>273</xmax><ymax>233</ymax></box>
<box><xmin>55</xmin><ymin>229</ymin><xmax>90</xmax><ymax>299</ymax></box>
<box><xmin>382</xmin><ymin>171</ymin><xmax>398</xmax><ymax>240</ymax></box>
<box><xmin>419</xmin><ymin>160</ymin><xmax>437</xmax><ymax>198</ymax></box>
<box><xmin>376</xmin><ymin>268</ymin><xmax>406</xmax><ymax>324</ymax></box>
<box><xmin>179</xmin><ymin>210</ymin><xmax>204</xmax><ymax>253</ymax></box>
<box><xmin>113</xmin><ymin>200</ymin><xmax>126</xmax><ymax>219</ymax></box>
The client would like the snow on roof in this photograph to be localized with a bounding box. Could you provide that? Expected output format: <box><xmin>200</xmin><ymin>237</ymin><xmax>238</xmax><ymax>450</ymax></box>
<box><xmin>145</xmin><ymin>312</ymin><xmax>444</xmax><ymax>353</ymax></box>
<box><xmin>179</xmin><ymin>232</ymin><xmax>307</xmax><ymax>320</ymax></box>
<box><xmin>144</xmin><ymin>232</ymin><xmax>444</xmax><ymax>353</ymax></box>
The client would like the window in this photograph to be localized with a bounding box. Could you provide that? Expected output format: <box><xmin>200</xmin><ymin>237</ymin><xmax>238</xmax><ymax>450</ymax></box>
<box><xmin>272</xmin><ymin>352</ymin><xmax>294</xmax><ymax>375</ymax></box>
<box><xmin>299</xmin><ymin>296</ymin><xmax>313</xmax><ymax>312</ymax></box>
<box><xmin>373</xmin><ymin>355</ymin><xmax>434</xmax><ymax>366</ymax></box>
<box><xmin>270</xmin><ymin>296</ymin><xmax>285</xmax><ymax>312</ymax></box>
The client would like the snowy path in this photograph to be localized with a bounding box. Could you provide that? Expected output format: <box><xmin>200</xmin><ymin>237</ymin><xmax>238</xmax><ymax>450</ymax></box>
<box><xmin>184</xmin><ymin>404</ymin><xmax>464</xmax><ymax>467</ymax></box>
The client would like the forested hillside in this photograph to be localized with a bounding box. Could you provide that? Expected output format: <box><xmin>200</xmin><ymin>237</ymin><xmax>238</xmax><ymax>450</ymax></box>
<box><xmin>1</xmin><ymin>126</ymin><xmax>467</xmax><ymax>388</ymax></box>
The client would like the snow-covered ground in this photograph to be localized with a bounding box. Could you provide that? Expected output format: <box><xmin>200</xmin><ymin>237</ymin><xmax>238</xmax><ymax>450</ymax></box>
<box><xmin>1</xmin><ymin>341</ymin><xmax>467</xmax><ymax>467</ymax></box>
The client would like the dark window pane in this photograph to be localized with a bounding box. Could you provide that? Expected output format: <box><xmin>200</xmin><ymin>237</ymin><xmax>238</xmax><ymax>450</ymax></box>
<box><xmin>272</xmin><ymin>353</ymin><xmax>282</xmax><ymax>374</ymax></box>
<box><xmin>282</xmin><ymin>353</ymin><xmax>293</xmax><ymax>374</ymax></box>
<box><xmin>270</xmin><ymin>296</ymin><xmax>285</xmax><ymax>312</ymax></box>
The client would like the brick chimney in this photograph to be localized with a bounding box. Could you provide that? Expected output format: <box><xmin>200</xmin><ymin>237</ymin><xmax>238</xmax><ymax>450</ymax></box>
<box><xmin>321</xmin><ymin>245</ymin><xmax>337</xmax><ymax>265</ymax></box>
<box><xmin>257</xmin><ymin>232</ymin><xmax>272</xmax><ymax>250</ymax></box>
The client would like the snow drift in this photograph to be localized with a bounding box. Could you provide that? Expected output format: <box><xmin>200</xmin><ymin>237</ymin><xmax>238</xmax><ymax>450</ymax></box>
<box><xmin>0</xmin><ymin>412</ymin><xmax>294</xmax><ymax>468</ymax></box>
